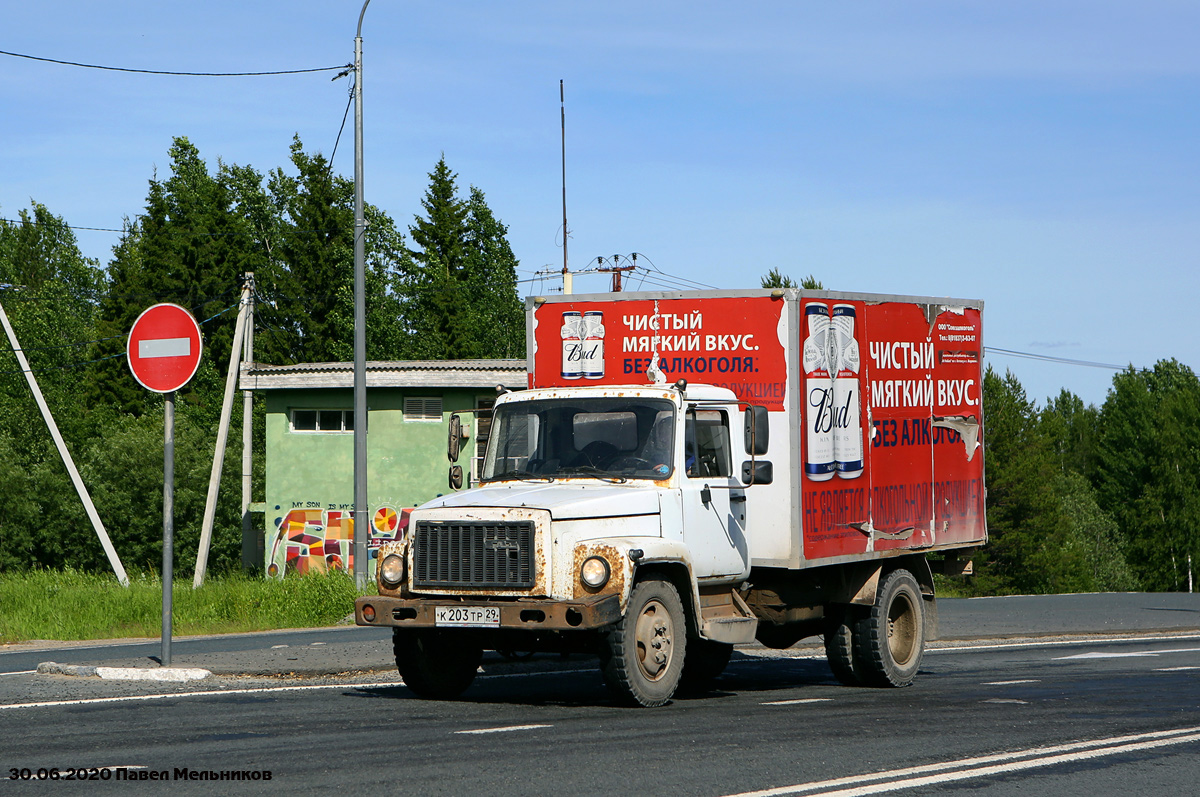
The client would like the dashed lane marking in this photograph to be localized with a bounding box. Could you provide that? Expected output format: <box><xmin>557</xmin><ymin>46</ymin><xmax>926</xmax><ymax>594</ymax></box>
<box><xmin>761</xmin><ymin>698</ymin><xmax>835</xmax><ymax>706</ymax></box>
<box><xmin>983</xmin><ymin>679</ymin><xmax>1040</xmax><ymax>685</ymax></box>
<box><xmin>453</xmin><ymin>724</ymin><xmax>552</xmax><ymax>735</ymax></box>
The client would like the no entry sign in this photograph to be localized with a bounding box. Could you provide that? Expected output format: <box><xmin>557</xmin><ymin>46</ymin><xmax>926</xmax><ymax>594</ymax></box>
<box><xmin>127</xmin><ymin>303</ymin><xmax>203</xmax><ymax>393</ymax></box>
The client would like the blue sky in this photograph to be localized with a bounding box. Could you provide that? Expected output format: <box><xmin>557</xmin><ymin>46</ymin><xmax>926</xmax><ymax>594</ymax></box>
<box><xmin>3</xmin><ymin>1</ymin><xmax>1196</xmax><ymax>407</ymax></box>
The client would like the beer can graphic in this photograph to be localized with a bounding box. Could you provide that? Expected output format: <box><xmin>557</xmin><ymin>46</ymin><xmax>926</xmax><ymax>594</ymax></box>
<box><xmin>831</xmin><ymin>303</ymin><xmax>863</xmax><ymax>479</ymax></box>
<box><xmin>561</xmin><ymin>311</ymin><xmax>583</xmax><ymax>379</ymax></box>
<box><xmin>582</xmin><ymin>311</ymin><xmax>605</xmax><ymax>379</ymax></box>
<box><xmin>802</xmin><ymin>302</ymin><xmax>835</xmax><ymax>481</ymax></box>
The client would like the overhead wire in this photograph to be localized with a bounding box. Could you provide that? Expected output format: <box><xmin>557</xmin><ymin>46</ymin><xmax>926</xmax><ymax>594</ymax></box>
<box><xmin>328</xmin><ymin>75</ymin><xmax>356</xmax><ymax>171</ymax></box>
<box><xmin>983</xmin><ymin>347</ymin><xmax>1146</xmax><ymax>372</ymax></box>
<box><xmin>0</xmin><ymin>48</ymin><xmax>351</xmax><ymax>77</ymax></box>
<box><xmin>0</xmin><ymin>301</ymin><xmax>238</xmax><ymax>378</ymax></box>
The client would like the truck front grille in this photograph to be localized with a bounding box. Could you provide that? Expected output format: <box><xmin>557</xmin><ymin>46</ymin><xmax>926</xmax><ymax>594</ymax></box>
<box><xmin>412</xmin><ymin>520</ymin><xmax>536</xmax><ymax>589</ymax></box>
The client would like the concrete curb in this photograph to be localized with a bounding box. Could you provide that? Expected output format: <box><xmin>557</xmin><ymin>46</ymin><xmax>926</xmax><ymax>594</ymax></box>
<box><xmin>37</xmin><ymin>662</ymin><xmax>211</xmax><ymax>681</ymax></box>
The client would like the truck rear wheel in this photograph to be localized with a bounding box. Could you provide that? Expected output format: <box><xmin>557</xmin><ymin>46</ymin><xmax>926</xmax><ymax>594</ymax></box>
<box><xmin>393</xmin><ymin>629</ymin><xmax>482</xmax><ymax>699</ymax></box>
<box><xmin>853</xmin><ymin>569</ymin><xmax>925</xmax><ymax>687</ymax></box>
<box><xmin>599</xmin><ymin>577</ymin><xmax>686</xmax><ymax>707</ymax></box>
<box><xmin>823</xmin><ymin>609</ymin><xmax>864</xmax><ymax>686</ymax></box>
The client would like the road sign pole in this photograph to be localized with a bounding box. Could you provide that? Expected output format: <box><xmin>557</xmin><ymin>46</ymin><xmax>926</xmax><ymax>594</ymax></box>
<box><xmin>162</xmin><ymin>391</ymin><xmax>175</xmax><ymax>667</ymax></box>
<box><xmin>126</xmin><ymin>302</ymin><xmax>201</xmax><ymax>667</ymax></box>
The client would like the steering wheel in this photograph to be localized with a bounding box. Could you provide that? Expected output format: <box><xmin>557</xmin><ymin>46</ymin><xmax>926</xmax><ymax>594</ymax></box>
<box><xmin>576</xmin><ymin>440</ymin><xmax>618</xmax><ymax>468</ymax></box>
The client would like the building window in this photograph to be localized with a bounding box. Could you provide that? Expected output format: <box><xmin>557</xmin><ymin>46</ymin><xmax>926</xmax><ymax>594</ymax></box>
<box><xmin>290</xmin><ymin>409</ymin><xmax>353</xmax><ymax>433</ymax></box>
<box><xmin>404</xmin><ymin>397</ymin><xmax>443</xmax><ymax>422</ymax></box>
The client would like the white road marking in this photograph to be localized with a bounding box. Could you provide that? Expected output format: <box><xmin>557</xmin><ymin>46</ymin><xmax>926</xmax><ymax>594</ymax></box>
<box><xmin>720</xmin><ymin>726</ymin><xmax>1200</xmax><ymax>797</ymax></box>
<box><xmin>761</xmin><ymin>698</ymin><xmax>835</xmax><ymax>706</ymax></box>
<box><xmin>453</xmin><ymin>724</ymin><xmax>552</xmax><ymax>735</ymax></box>
<box><xmin>1055</xmin><ymin>651</ymin><xmax>1159</xmax><ymax>660</ymax></box>
<box><xmin>0</xmin><ymin>671</ymin><xmax>36</xmax><ymax>676</ymax></box>
<box><xmin>983</xmin><ymin>679</ymin><xmax>1039</xmax><ymax>685</ymax></box>
<box><xmin>271</xmin><ymin>645</ymin><xmax>289</xmax><ymax>649</ymax></box>
<box><xmin>1054</xmin><ymin>646</ymin><xmax>1200</xmax><ymax>661</ymax></box>
<box><xmin>982</xmin><ymin>698</ymin><xmax>1028</xmax><ymax>704</ymax></box>
<box><xmin>930</xmin><ymin>633</ymin><xmax>1200</xmax><ymax>654</ymax></box>
<box><xmin>139</xmin><ymin>337</ymin><xmax>191</xmax><ymax>359</ymax></box>
<box><xmin>1155</xmin><ymin>666</ymin><xmax>1200</xmax><ymax>672</ymax></box>
<box><xmin>0</xmin><ymin>681</ymin><xmax>401</xmax><ymax>711</ymax></box>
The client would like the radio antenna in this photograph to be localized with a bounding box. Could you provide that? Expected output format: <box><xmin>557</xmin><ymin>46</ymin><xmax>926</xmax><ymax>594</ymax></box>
<box><xmin>560</xmin><ymin>79</ymin><xmax>571</xmax><ymax>293</ymax></box>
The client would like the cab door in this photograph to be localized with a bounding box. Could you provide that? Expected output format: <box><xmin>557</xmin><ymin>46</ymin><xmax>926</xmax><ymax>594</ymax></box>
<box><xmin>680</xmin><ymin>408</ymin><xmax>749</xmax><ymax>579</ymax></box>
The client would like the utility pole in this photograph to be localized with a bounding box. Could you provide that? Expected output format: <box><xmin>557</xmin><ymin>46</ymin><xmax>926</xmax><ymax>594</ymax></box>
<box><xmin>596</xmin><ymin>254</ymin><xmax>637</xmax><ymax>292</ymax></box>
<box><xmin>352</xmin><ymin>0</ymin><xmax>372</xmax><ymax>590</ymax></box>
<box><xmin>240</xmin><ymin>273</ymin><xmax>257</xmax><ymax>571</ymax></box>
<box><xmin>0</xmin><ymin>296</ymin><xmax>128</xmax><ymax>586</ymax></box>
<box><xmin>194</xmin><ymin>280</ymin><xmax>252</xmax><ymax>587</ymax></box>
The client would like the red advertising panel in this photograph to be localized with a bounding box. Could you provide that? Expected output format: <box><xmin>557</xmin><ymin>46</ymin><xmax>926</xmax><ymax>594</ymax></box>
<box><xmin>530</xmin><ymin>295</ymin><xmax>789</xmax><ymax>410</ymax></box>
<box><xmin>801</xmin><ymin>300</ymin><xmax>985</xmax><ymax>560</ymax></box>
<box><xmin>931</xmin><ymin>307</ymin><xmax>985</xmax><ymax>546</ymax></box>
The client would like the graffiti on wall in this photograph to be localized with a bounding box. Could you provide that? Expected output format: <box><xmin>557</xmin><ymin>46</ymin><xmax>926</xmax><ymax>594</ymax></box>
<box><xmin>266</xmin><ymin>503</ymin><xmax>412</xmax><ymax>577</ymax></box>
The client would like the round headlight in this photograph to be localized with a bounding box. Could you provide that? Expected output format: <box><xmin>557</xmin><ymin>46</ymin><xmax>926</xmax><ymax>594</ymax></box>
<box><xmin>380</xmin><ymin>553</ymin><xmax>405</xmax><ymax>587</ymax></box>
<box><xmin>580</xmin><ymin>556</ymin><xmax>611</xmax><ymax>589</ymax></box>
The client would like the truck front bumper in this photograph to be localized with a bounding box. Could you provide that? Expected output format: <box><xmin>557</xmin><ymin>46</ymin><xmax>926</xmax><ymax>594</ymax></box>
<box><xmin>354</xmin><ymin>593</ymin><xmax>623</xmax><ymax>632</ymax></box>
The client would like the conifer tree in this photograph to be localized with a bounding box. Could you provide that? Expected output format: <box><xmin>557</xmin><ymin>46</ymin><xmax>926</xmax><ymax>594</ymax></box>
<box><xmin>404</xmin><ymin>157</ymin><xmax>525</xmax><ymax>360</ymax></box>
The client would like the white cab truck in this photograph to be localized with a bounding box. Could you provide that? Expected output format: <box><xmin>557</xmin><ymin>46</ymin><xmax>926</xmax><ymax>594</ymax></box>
<box><xmin>356</xmin><ymin>289</ymin><xmax>986</xmax><ymax>706</ymax></box>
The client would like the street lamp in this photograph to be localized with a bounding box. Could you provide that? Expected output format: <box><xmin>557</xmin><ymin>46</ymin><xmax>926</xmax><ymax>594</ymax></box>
<box><xmin>352</xmin><ymin>0</ymin><xmax>371</xmax><ymax>590</ymax></box>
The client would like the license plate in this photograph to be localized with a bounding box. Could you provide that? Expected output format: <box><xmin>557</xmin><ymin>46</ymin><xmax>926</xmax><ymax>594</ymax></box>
<box><xmin>435</xmin><ymin>605</ymin><xmax>501</xmax><ymax>628</ymax></box>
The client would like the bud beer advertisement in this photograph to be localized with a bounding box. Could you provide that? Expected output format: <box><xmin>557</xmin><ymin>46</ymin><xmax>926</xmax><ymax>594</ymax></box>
<box><xmin>530</xmin><ymin>295</ymin><xmax>789</xmax><ymax>410</ymax></box>
<box><xmin>801</xmin><ymin>298</ymin><xmax>984</xmax><ymax>560</ymax></box>
<box><xmin>529</xmin><ymin>292</ymin><xmax>985</xmax><ymax>564</ymax></box>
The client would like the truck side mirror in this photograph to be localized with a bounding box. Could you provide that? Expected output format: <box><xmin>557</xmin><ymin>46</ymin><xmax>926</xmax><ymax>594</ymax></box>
<box><xmin>742</xmin><ymin>460</ymin><xmax>773</xmax><ymax>486</ymax></box>
<box><xmin>448</xmin><ymin>414</ymin><xmax>465</xmax><ymax>462</ymax></box>
<box><xmin>449</xmin><ymin>465</ymin><xmax>464</xmax><ymax>490</ymax></box>
<box><xmin>744</xmin><ymin>406</ymin><xmax>769</xmax><ymax>455</ymax></box>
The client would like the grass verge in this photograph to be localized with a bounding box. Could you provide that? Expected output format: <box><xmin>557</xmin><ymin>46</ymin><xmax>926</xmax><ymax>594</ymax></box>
<box><xmin>0</xmin><ymin>568</ymin><xmax>369</xmax><ymax>644</ymax></box>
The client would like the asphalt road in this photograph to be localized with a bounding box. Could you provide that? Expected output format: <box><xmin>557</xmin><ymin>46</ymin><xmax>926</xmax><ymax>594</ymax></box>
<box><xmin>1</xmin><ymin>593</ymin><xmax>1198</xmax><ymax>795</ymax></box>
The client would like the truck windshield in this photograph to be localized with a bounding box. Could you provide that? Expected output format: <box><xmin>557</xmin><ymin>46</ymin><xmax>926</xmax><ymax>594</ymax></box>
<box><xmin>481</xmin><ymin>397</ymin><xmax>676</xmax><ymax>482</ymax></box>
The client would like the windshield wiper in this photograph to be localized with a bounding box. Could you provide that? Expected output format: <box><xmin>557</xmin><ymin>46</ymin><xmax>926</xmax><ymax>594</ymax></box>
<box><xmin>556</xmin><ymin>466</ymin><xmax>627</xmax><ymax>484</ymax></box>
<box><xmin>484</xmin><ymin>470</ymin><xmax>554</xmax><ymax>483</ymax></box>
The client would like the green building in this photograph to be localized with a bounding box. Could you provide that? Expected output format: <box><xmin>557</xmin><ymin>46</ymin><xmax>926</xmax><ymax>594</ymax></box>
<box><xmin>239</xmin><ymin>359</ymin><xmax>525</xmax><ymax>577</ymax></box>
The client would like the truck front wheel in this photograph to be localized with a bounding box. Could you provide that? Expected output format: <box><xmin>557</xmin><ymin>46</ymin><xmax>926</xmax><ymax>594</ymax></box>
<box><xmin>853</xmin><ymin>569</ymin><xmax>925</xmax><ymax>687</ymax></box>
<box><xmin>393</xmin><ymin>629</ymin><xmax>483</xmax><ymax>699</ymax></box>
<box><xmin>599</xmin><ymin>577</ymin><xmax>686</xmax><ymax>707</ymax></box>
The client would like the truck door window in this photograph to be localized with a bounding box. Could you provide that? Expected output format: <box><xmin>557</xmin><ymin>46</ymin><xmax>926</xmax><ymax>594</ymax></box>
<box><xmin>483</xmin><ymin>409</ymin><xmax>538</xmax><ymax>477</ymax></box>
<box><xmin>685</xmin><ymin>409</ymin><xmax>732</xmax><ymax>479</ymax></box>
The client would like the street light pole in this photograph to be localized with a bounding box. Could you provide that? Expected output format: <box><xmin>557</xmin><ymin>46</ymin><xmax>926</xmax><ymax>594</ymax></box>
<box><xmin>352</xmin><ymin>0</ymin><xmax>371</xmax><ymax>590</ymax></box>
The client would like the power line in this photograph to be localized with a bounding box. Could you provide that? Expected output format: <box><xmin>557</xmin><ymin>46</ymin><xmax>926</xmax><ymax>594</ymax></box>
<box><xmin>0</xmin><ymin>48</ymin><xmax>351</xmax><ymax>77</ymax></box>
<box><xmin>984</xmin><ymin>347</ymin><xmax>1145</xmax><ymax>372</ymax></box>
<box><xmin>329</xmin><ymin>76</ymin><xmax>356</xmax><ymax>171</ymax></box>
